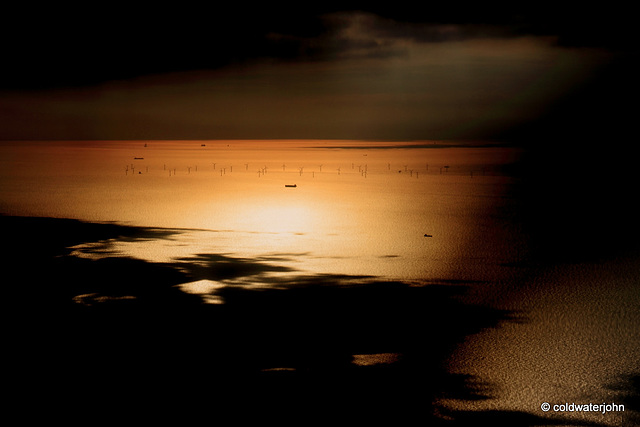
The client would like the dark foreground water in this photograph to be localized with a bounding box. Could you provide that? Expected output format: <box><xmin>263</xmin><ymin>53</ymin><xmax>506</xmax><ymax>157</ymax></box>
<box><xmin>2</xmin><ymin>141</ymin><xmax>639</xmax><ymax>425</ymax></box>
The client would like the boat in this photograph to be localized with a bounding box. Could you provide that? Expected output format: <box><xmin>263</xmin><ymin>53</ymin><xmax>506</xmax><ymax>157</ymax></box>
<box><xmin>134</xmin><ymin>157</ymin><xmax>144</xmax><ymax>160</ymax></box>
<box><xmin>285</xmin><ymin>184</ymin><xmax>297</xmax><ymax>188</ymax></box>
<box><xmin>424</xmin><ymin>234</ymin><xmax>433</xmax><ymax>237</ymax></box>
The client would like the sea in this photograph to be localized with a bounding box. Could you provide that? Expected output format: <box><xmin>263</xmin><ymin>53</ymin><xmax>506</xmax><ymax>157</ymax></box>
<box><xmin>0</xmin><ymin>140</ymin><xmax>525</xmax><ymax>281</ymax></box>
<box><xmin>1</xmin><ymin>140</ymin><xmax>637</xmax><ymax>425</ymax></box>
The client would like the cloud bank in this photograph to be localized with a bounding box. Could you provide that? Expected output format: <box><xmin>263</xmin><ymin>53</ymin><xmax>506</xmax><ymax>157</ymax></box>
<box><xmin>0</xmin><ymin>7</ymin><xmax>630</xmax><ymax>141</ymax></box>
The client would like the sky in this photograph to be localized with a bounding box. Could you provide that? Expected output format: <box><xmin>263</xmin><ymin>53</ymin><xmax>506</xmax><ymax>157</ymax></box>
<box><xmin>0</xmin><ymin>3</ymin><xmax>636</xmax><ymax>141</ymax></box>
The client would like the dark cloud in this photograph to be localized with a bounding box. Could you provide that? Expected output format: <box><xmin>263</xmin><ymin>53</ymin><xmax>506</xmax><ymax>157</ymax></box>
<box><xmin>365</xmin><ymin>3</ymin><xmax>638</xmax><ymax>49</ymax></box>
<box><xmin>0</xmin><ymin>3</ymin><xmax>336</xmax><ymax>89</ymax></box>
<box><xmin>1</xmin><ymin>3</ymin><xmax>636</xmax><ymax>142</ymax></box>
<box><xmin>2</xmin><ymin>3</ymin><xmax>635</xmax><ymax>91</ymax></box>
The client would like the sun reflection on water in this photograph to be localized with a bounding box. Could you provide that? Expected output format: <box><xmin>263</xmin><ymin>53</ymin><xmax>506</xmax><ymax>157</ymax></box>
<box><xmin>1</xmin><ymin>140</ymin><xmax>524</xmax><ymax>283</ymax></box>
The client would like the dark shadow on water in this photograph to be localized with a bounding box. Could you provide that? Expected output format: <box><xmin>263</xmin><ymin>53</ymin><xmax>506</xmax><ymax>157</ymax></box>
<box><xmin>607</xmin><ymin>373</ymin><xmax>640</xmax><ymax>425</ymax></box>
<box><xmin>174</xmin><ymin>252</ymin><xmax>296</xmax><ymax>281</ymax></box>
<box><xmin>3</xmin><ymin>215</ymin><xmax>607</xmax><ymax>424</ymax></box>
<box><xmin>1</xmin><ymin>214</ymin><xmax>183</xmax><ymax>258</ymax></box>
<box><xmin>504</xmin><ymin>54</ymin><xmax>640</xmax><ymax>265</ymax></box>
<box><xmin>439</xmin><ymin>372</ymin><xmax>640</xmax><ymax>427</ymax></box>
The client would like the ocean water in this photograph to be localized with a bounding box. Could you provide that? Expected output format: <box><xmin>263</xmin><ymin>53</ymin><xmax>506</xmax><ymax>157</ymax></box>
<box><xmin>0</xmin><ymin>140</ymin><xmax>524</xmax><ymax>281</ymax></box>
<box><xmin>3</xmin><ymin>140</ymin><xmax>638</xmax><ymax>425</ymax></box>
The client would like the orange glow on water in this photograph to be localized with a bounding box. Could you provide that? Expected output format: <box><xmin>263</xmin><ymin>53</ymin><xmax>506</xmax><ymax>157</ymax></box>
<box><xmin>4</xmin><ymin>140</ymin><xmax>638</xmax><ymax>427</ymax></box>
<box><xmin>0</xmin><ymin>140</ymin><xmax>523</xmax><ymax>281</ymax></box>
